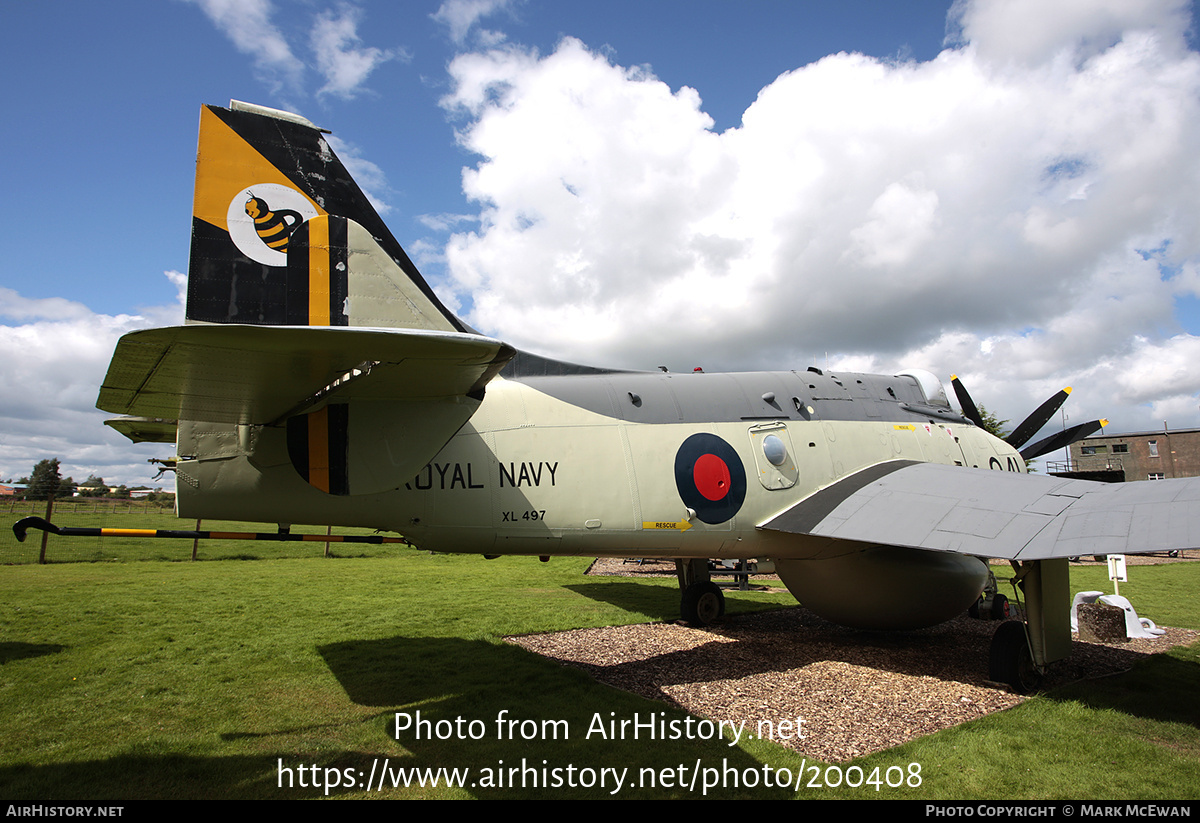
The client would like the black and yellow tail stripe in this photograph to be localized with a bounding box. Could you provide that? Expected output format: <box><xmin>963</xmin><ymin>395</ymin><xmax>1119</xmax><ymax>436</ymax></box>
<box><xmin>286</xmin><ymin>404</ymin><xmax>350</xmax><ymax>495</ymax></box>
<box><xmin>286</xmin><ymin>215</ymin><xmax>349</xmax><ymax>326</ymax></box>
<box><xmin>308</xmin><ymin>214</ymin><xmax>331</xmax><ymax>325</ymax></box>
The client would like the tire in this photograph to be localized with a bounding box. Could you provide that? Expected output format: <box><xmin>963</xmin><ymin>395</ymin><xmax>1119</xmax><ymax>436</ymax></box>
<box><xmin>681</xmin><ymin>582</ymin><xmax>725</xmax><ymax>626</ymax></box>
<box><xmin>989</xmin><ymin>621</ymin><xmax>1041</xmax><ymax>694</ymax></box>
<box><xmin>990</xmin><ymin>593</ymin><xmax>1010</xmax><ymax>620</ymax></box>
<box><xmin>968</xmin><ymin>597</ymin><xmax>982</xmax><ymax>619</ymax></box>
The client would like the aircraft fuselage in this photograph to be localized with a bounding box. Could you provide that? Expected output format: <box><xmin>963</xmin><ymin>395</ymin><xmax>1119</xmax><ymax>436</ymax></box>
<box><xmin>176</xmin><ymin>366</ymin><xmax>1024</xmax><ymax>560</ymax></box>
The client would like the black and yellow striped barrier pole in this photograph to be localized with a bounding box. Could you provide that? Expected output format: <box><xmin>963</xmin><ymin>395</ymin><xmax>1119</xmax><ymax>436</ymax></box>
<box><xmin>13</xmin><ymin>516</ymin><xmax>407</xmax><ymax>545</ymax></box>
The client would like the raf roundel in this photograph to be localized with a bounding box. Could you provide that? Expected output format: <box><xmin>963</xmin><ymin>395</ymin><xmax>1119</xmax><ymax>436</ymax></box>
<box><xmin>674</xmin><ymin>433</ymin><xmax>747</xmax><ymax>525</ymax></box>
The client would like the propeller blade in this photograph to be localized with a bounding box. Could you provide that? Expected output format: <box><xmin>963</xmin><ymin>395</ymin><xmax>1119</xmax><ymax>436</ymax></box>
<box><xmin>950</xmin><ymin>375</ymin><xmax>985</xmax><ymax>429</ymax></box>
<box><xmin>1005</xmin><ymin>387</ymin><xmax>1071</xmax><ymax>449</ymax></box>
<box><xmin>1019</xmin><ymin>418</ymin><xmax>1107</xmax><ymax>461</ymax></box>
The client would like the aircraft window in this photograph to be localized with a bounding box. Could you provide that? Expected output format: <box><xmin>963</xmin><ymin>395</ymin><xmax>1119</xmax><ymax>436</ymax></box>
<box><xmin>763</xmin><ymin>434</ymin><xmax>787</xmax><ymax>466</ymax></box>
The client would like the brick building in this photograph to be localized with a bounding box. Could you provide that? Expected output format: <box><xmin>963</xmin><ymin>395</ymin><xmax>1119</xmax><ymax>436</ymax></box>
<box><xmin>1062</xmin><ymin>426</ymin><xmax>1200</xmax><ymax>482</ymax></box>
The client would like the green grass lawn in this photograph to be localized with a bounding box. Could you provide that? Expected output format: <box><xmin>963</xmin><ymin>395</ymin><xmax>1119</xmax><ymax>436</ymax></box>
<box><xmin>2</xmin><ymin>508</ymin><xmax>1199</xmax><ymax>799</ymax></box>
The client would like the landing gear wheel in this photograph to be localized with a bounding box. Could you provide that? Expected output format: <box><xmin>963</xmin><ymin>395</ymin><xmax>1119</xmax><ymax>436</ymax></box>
<box><xmin>989</xmin><ymin>621</ymin><xmax>1041</xmax><ymax>694</ymax></box>
<box><xmin>990</xmin><ymin>593</ymin><xmax>1010</xmax><ymax>620</ymax></box>
<box><xmin>969</xmin><ymin>593</ymin><xmax>1010</xmax><ymax>620</ymax></box>
<box><xmin>681</xmin><ymin>582</ymin><xmax>725</xmax><ymax>626</ymax></box>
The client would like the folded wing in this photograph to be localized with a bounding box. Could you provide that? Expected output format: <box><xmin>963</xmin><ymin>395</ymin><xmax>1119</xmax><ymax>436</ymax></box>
<box><xmin>761</xmin><ymin>461</ymin><xmax>1200</xmax><ymax>559</ymax></box>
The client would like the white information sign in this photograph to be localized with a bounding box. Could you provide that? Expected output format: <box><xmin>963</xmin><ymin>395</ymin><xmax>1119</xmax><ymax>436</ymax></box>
<box><xmin>1107</xmin><ymin>554</ymin><xmax>1127</xmax><ymax>583</ymax></box>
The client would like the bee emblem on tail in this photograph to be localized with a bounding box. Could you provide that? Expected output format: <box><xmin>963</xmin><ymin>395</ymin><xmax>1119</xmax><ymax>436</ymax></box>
<box><xmin>244</xmin><ymin>194</ymin><xmax>303</xmax><ymax>253</ymax></box>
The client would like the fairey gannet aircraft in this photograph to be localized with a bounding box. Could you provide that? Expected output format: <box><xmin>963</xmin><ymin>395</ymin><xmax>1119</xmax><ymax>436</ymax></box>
<box><xmin>89</xmin><ymin>101</ymin><xmax>1200</xmax><ymax>692</ymax></box>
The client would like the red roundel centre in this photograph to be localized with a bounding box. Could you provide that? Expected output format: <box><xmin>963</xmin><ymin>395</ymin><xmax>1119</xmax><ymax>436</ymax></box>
<box><xmin>693</xmin><ymin>453</ymin><xmax>732</xmax><ymax>501</ymax></box>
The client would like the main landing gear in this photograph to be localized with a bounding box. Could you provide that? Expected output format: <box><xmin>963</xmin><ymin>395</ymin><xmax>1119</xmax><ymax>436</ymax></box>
<box><xmin>675</xmin><ymin>558</ymin><xmax>726</xmax><ymax>626</ymax></box>
<box><xmin>985</xmin><ymin>558</ymin><xmax>1070</xmax><ymax>694</ymax></box>
<box><xmin>988</xmin><ymin>620</ymin><xmax>1041</xmax><ymax>694</ymax></box>
<box><xmin>968</xmin><ymin>565</ymin><xmax>1010</xmax><ymax>620</ymax></box>
<box><xmin>969</xmin><ymin>592</ymin><xmax>1010</xmax><ymax>620</ymax></box>
<box><xmin>682</xmin><ymin>581</ymin><xmax>725</xmax><ymax>625</ymax></box>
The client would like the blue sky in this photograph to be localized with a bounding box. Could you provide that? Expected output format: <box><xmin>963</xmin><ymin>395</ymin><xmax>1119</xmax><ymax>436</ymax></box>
<box><xmin>3</xmin><ymin>0</ymin><xmax>1200</xmax><ymax>486</ymax></box>
<box><xmin>2</xmin><ymin>1</ymin><xmax>956</xmax><ymax>314</ymax></box>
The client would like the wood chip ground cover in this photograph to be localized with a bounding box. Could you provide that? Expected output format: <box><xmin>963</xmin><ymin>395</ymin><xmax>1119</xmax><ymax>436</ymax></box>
<box><xmin>506</xmin><ymin>559</ymin><xmax>1198</xmax><ymax>762</ymax></box>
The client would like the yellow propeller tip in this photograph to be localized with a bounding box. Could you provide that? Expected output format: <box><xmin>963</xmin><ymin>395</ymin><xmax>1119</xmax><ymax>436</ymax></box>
<box><xmin>1100</xmin><ymin>419</ymin><xmax>1109</xmax><ymax>427</ymax></box>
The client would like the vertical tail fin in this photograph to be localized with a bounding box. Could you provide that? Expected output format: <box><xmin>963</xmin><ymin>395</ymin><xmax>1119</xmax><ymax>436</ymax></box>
<box><xmin>188</xmin><ymin>101</ymin><xmax>465</xmax><ymax>333</ymax></box>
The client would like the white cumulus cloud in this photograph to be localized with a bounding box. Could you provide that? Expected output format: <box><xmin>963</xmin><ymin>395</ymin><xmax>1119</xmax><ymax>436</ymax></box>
<box><xmin>311</xmin><ymin>5</ymin><xmax>403</xmax><ymax>99</ymax></box>
<box><xmin>435</xmin><ymin>0</ymin><xmax>1200</xmax><ymax>440</ymax></box>
<box><xmin>189</xmin><ymin>0</ymin><xmax>306</xmax><ymax>93</ymax></box>
<box><xmin>0</xmin><ymin>275</ymin><xmax>185</xmax><ymax>487</ymax></box>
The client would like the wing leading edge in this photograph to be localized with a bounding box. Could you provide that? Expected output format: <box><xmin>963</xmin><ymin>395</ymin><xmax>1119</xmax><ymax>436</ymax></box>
<box><xmin>761</xmin><ymin>461</ymin><xmax>1200</xmax><ymax>559</ymax></box>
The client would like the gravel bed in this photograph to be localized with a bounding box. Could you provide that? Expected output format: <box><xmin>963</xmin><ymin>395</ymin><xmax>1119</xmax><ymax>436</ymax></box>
<box><xmin>508</xmin><ymin>559</ymin><xmax>1197</xmax><ymax>762</ymax></box>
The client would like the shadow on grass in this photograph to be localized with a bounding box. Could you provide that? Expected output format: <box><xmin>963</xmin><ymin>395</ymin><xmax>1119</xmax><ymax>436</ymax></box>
<box><xmin>0</xmin><ymin>637</ymin><xmax>797</xmax><ymax>800</ymax></box>
<box><xmin>1041</xmin><ymin>644</ymin><xmax>1200</xmax><ymax>729</ymax></box>
<box><xmin>316</xmin><ymin>635</ymin><xmax>795</xmax><ymax>798</ymax></box>
<box><xmin>0</xmin><ymin>642</ymin><xmax>65</xmax><ymax>664</ymax></box>
<box><xmin>0</xmin><ymin>750</ymin><xmax>424</xmax><ymax>800</ymax></box>
<box><xmin>563</xmin><ymin>581</ymin><xmax>679</xmax><ymax>620</ymax></box>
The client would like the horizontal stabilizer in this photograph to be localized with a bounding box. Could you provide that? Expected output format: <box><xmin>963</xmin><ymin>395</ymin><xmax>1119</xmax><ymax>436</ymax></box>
<box><xmin>98</xmin><ymin>324</ymin><xmax>514</xmax><ymax>495</ymax></box>
<box><xmin>105</xmin><ymin>416</ymin><xmax>179</xmax><ymax>444</ymax></box>
<box><xmin>98</xmin><ymin>324</ymin><xmax>513</xmax><ymax>424</ymax></box>
<box><xmin>762</xmin><ymin>461</ymin><xmax>1200</xmax><ymax>559</ymax></box>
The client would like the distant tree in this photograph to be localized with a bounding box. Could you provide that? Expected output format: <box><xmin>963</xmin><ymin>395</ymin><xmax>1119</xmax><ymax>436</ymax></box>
<box><xmin>976</xmin><ymin>405</ymin><xmax>1010</xmax><ymax>440</ymax></box>
<box><xmin>27</xmin><ymin>459</ymin><xmax>62</xmax><ymax>500</ymax></box>
<box><xmin>76</xmin><ymin>475</ymin><xmax>106</xmax><ymax>497</ymax></box>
